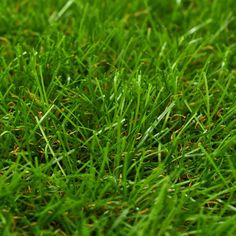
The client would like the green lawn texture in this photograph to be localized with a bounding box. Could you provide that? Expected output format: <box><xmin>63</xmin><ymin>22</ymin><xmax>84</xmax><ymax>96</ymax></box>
<box><xmin>0</xmin><ymin>0</ymin><xmax>236</xmax><ymax>235</ymax></box>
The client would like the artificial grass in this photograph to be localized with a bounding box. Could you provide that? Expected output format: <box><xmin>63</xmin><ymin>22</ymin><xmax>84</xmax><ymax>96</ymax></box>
<box><xmin>0</xmin><ymin>0</ymin><xmax>236</xmax><ymax>235</ymax></box>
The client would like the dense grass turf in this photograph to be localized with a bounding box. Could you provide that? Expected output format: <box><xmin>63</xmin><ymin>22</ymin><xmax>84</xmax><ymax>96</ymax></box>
<box><xmin>0</xmin><ymin>0</ymin><xmax>236</xmax><ymax>235</ymax></box>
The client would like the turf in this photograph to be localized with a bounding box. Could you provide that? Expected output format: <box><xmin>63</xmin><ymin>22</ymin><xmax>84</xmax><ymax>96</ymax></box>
<box><xmin>0</xmin><ymin>0</ymin><xmax>236</xmax><ymax>235</ymax></box>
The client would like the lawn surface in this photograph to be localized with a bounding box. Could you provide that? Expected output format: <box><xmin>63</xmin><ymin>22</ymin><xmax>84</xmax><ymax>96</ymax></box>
<box><xmin>0</xmin><ymin>0</ymin><xmax>236</xmax><ymax>235</ymax></box>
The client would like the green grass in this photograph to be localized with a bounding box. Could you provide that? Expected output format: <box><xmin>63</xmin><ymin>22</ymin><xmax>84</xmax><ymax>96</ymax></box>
<box><xmin>0</xmin><ymin>0</ymin><xmax>236</xmax><ymax>235</ymax></box>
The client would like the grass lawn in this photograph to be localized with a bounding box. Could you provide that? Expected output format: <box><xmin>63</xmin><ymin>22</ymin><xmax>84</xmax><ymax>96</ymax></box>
<box><xmin>0</xmin><ymin>0</ymin><xmax>236</xmax><ymax>235</ymax></box>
